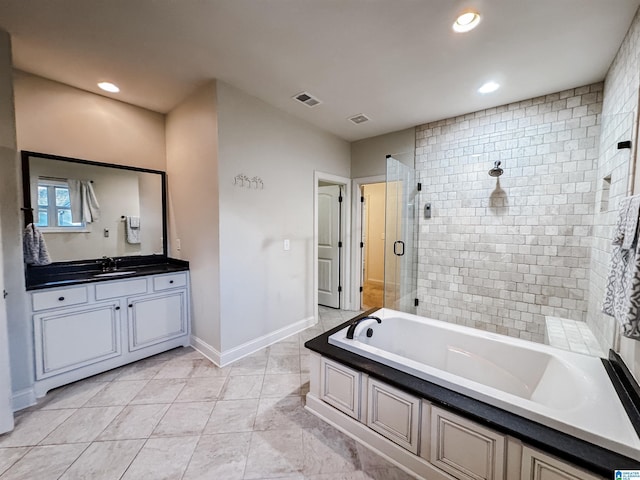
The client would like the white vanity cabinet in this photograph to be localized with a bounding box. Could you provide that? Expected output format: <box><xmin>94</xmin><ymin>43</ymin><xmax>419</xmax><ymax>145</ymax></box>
<box><xmin>31</xmin><ymin>271</ymin><xmax>190</xmax><ymax>397</ymax></box>
<box><xmin>520</xmin><ymin>446</ymin><xmax>604</xmax><ymax>480</ymax></box>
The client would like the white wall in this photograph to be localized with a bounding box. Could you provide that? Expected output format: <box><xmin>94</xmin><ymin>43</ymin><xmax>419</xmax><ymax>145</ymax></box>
<box><xmin>216</xmin><ymin>81</ymin><xmax>350</xmax><ymax>352</ymax></box>
<box><xmin>166</xmin><ymin>81</ymin><xmax>221</xmax><ymax>353</ymax></box>
<box><xmin>351</xmin><ymin>128</ymin><xmax>414</xmax><ymax>178</ymax></box>
<box><xmin>0</xmin><ymin>29</ymin><xmax>17</xmax><ymax>426</ymax></box>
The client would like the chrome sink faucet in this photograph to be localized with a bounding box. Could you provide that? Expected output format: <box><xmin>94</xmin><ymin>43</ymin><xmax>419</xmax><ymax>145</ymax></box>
<box><xmin>101</xmin><ymin>256</ymin><xmax>116</xmax><ymax>272</ymax></box>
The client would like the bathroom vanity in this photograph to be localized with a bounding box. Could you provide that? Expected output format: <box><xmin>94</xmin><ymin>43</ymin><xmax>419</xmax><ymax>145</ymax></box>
<box><xmin>20</xmin><ymin>151</ymin><xmax>191</xmax><ymax>398</ymax></box>
<box><xmin>27</xmin><ymin>259</ymin><xmax>190</xmax><ymax>397</ymax></box>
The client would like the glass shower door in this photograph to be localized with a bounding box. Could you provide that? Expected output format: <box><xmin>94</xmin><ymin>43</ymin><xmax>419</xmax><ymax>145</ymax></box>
<box><xmin>384</xmin><ymin>156</ymin><xmax>419</xmax><ymax>313</ymax></box>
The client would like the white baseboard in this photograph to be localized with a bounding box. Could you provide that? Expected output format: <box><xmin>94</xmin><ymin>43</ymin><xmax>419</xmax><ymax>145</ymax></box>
<box><xmin>192</xmin><ymin>316</ymin><xmax>316</xmax><ymax>367</ymax></box>
<box><xmin>12</xmin><ymin>387</ymin><xmax>36</xmax><ymax>412</ymax></box>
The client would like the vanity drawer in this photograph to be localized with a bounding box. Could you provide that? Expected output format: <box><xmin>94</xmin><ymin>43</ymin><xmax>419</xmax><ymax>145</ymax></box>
<box><xmin>153</xmin><ymin>272</ymin><xmax>187</xmax><ymax>291</ymax></box>
<box><xmin>32</xmin><ymin>286</ymin><xmax>88</xmax><ymax>311</ymax></box>
<box><xmin>95</xmin><ymin>278</ymin><xmax>148</xmax><ymax>300</ymax></box>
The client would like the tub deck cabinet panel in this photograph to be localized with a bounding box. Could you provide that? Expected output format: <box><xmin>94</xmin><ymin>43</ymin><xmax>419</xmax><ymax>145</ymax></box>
<box><xmin>427</xmin><ymin>405</ymin><xmax>505</xmax><ymax>480</ymax></box>
<box><xmin>30</xmin><ymin>272</ymin><xmax>191</xmax><ymax>397</ymax></box>
<box><xmin>520</xmin><ymin>447</ymin><xmax>604</xmax><ymax>480</ymax></box>
<box><xmin>320</xmin><ymin>357</ymin><xmax>362</xmax><ymax>420</ymax></box>
<box><xmin>367</xmin><ymin>378</ymin><xmax>420</xmax><ymax>454</ymax></box>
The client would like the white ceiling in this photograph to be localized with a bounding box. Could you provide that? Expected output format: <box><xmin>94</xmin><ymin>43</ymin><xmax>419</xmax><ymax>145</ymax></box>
<box><xmin>0</xmin><ymin>0</ymin><xmax>638</xmax><ymax>142</ymax></box>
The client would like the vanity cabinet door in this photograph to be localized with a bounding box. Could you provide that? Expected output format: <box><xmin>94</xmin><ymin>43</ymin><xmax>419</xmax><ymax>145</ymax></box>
<box><xmin>366</xmin><ymin>378</ymin><xmax>420</xmax><ymax>454</ymax></box>
<box><xmin>520</xmin><ymin>446</ymin><xmax>604</xmax><ymax>480</ymax></box>
<box><xmin>427</xmin><ymin>405</ymin><xmax>505</xmax><ymax>480</ymax></box>
<box><xmin>127</xmin><ymin>290</ymin><xmax>187</xmax><ymax>351</ymax></box>
<box><xmin>320</xmin><ymin>357</ymin><xmax>362</xmax><ymax>420</ymax></box>
<box><xmin>34</xmin><ymin>302</ymin><xmax>121</xmax><ymax>379</ymax></box>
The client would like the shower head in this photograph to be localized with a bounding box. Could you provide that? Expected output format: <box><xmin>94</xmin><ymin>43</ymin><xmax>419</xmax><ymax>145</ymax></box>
<box><xmin>488</xmin><ymin>161</ymin><xmax>503</xmax><ymax>177</ymax></box>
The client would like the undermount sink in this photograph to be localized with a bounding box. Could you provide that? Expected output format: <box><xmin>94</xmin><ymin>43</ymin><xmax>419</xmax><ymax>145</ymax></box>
<box><xmin>93</xmin><ymin>270</ymin><xmax>136</xmax><ymax>278</ymax></box>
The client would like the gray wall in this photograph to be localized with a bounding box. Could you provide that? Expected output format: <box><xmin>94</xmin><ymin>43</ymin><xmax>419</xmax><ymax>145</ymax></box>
<box><xmin>415</xmin><ymin>85</ymin><xmax>602</xmax><ymax>342</ymax></box>
<box><xmin>351</xmin><ymin>127</ymin><xmax>414</xmax><ymax>178</ymax></box>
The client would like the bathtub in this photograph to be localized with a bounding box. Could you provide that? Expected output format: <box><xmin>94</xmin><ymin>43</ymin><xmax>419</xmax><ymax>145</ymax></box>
<box><xmin>328</xmin><ymin>308</ymin><xmax>640</xmax><ymax>460</ymax></box>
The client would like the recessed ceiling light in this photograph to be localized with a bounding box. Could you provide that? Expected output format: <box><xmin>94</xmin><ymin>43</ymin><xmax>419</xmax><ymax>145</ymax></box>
<box><xmin>478</xmin><ymin>81</ymin><xmax>500</xmax><ymax>94</ymax></box>
<box><xmin>453</xmin><ymin>11</ymin><xmax>481</xmax><ymax>33</ymax></box>
<box><xmin>98</xmin><ymin>82</ymin><xmax>120</xmax><ymax>93</ymax></box>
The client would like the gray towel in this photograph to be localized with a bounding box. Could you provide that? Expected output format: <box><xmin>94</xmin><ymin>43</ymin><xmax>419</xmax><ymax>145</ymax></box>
<box><xmin>23</xmin><ymin>223</ymin><xmax>51</xmax><ymax>266</ymax></box>
<box><xmin>603</xmin><ymin>195</ymin><xmax>640</xmax><ymax>338</ymax></box>
<box><xmin>126</xmin><ymin>216</ymin><xmax>141</xmax><ymax>244</ymax></box>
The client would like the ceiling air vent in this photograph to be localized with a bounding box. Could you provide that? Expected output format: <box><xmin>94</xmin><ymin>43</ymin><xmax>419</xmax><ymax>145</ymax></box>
<box><xmin>293</xmin><ymin>91</ymin><xmax>322</xmax><ymax>108</ymax></box>
<box><xmin>349</xmin><ymin>114</ymin><xmax>370</xmax><ymax>125</ymax></box>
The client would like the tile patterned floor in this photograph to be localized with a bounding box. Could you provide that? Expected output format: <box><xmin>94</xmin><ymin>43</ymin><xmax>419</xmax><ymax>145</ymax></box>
<box><xmin>0</xmin><ymin>307</ymin><xmax>414</xmax><ymax>480</ymax></box>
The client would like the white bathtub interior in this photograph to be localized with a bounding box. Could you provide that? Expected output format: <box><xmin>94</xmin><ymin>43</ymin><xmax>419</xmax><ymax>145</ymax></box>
<box><xmin>328</xmin><ymin>308</ymin><xmax>640</xmax><ymax>460</ymax></box>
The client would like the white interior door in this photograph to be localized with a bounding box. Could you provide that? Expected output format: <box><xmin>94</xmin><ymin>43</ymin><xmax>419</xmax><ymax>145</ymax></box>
<box><xmin>0</xmin><ymin>219</ymin><xmax>14</xmax><ymax>433</ymax></box>
<box><xmin>318</xmin><ymin>185</ymin><xmax>342</xmax><ymax>308</ymax></box>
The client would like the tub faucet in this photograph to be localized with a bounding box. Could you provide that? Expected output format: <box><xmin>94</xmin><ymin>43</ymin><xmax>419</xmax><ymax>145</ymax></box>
<box><xmin>101</xmin><ymin>256</ymin><xmax>116</xmax><ymax>272</ymax></box>
<box><xmin>346</xmin><ymin>315</ymin><xmax>382</xmax><ymax>339</ymax></box>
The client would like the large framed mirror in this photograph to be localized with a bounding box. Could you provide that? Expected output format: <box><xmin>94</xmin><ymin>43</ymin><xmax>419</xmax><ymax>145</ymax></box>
<box><xmin>21</xmin><ymin>151</ymin><xmax>167</xmax><ymax>263</ymax></box>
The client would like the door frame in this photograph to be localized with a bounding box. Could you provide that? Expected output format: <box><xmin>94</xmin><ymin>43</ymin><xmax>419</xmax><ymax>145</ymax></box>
<box><xmin>314</xmin><ymin>171</ymin><xmax>352</xmax><ymax>319</ymax></box>
<box><xmin>351</xmin><ymin>175</ymin><xmax>386</xmax><ymax>310</ymax></box>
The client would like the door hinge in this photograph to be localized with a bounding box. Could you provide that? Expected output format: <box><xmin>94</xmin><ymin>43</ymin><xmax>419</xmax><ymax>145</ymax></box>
<box><xmin>338</xmin><ymin>286</ymin><xmax>342</xmax><ymax>293</ymax></box>
<box><xmin>359</xmin><ymin>286</ymin><xmax>363</xmax><ymax>292</ymax></box>
<box><xmin>360</xmin><ymin>196</ymin><xmax>364</xmax><ymax>203</ymax></box>
<box><xmin>338</xmin><ymin>195</ymin><xmax>343</xmax><ymax>203</ymax></box>
<box><xmin>414</xmin><ymin>298</ymin><xmax>419</xmax><ymax>307</ymax></box>
<box><xmin>417</xmin><ymin>183</ymin><xmax>422</xmax><ymax>192</ymax></box>
<box><xmin>360</xmin><ymin>242</ymin><xmax>364</xmax><ymax>248</ymax></box>
<box><xmin>338</xmin><ymin>241</ymin><xmax>343</xmax><ymax>248</ymax></box>
<box><xmin>2</xmin><ymin>290</ymin><xmax>7</xmax><ymax>299</ymax></box>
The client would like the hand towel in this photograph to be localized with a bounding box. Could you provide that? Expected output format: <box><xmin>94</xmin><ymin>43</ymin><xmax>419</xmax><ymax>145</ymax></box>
<box><xmin>126</xmin><ymin>216</ymin><xmax>141</xmax><ymax>244</ymax></box>
<box><xmin>68</xmin><ymin>179</ymin><xmax>100</xmax><ymax>223</ymax></box>
<box><xmin>23</xmin><ymin>223</ymin><xmax>51</xmax><ymax>266</ymax></box>
<box><xmin>603</xmin><ymin>195</ymin><xmax>640</xmax><ymax>338</ymax></box>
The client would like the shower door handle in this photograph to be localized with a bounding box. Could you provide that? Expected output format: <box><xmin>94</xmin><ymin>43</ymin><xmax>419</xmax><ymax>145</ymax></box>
<box><xmin>393</xmin><ymin>240</ymin><xmax>405</xmax><ymax>256</ymax></box>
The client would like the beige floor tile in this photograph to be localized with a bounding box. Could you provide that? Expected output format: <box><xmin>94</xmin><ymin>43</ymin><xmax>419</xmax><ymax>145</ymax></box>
<box><xmin>120</xmin><ymin>435</ymin><xmax>199</xmax><ymax>480</ymax></box>
<box><xmin>182</xmin><ymin>432</ymin><xmax>251</xmax><ymax>480</ymax></box>
<box><xmin>229</xmin><ymin>355</ymin><xmax>268</xmax><ymax>376</ymax></box>
<box><xmin>41</xmin><ymin>406</ymin><xmax>123</xmax><ymax>444</ymax></box>
<box><xmin>0</xmin><ymin>409</ymin><xmax>76</xmax><ymax>447</ymax></box>
<box><xmin>244</xmin><ymin>429</ymin><xmax>304</xmax><ymax>479</ymax></box>
<box><xmin>253</xmin><ymin>396</ymin><xmax>323</xmax><ymax>431</ymax></box>
<box><xmin>38</xmin><ymin>381</ymin><xmax>108</xmax><ymax>410</ymax></box>
<box><xmin>0</xmin><ymin>443</ymin><xmax>88</xmax><ymax>480</ymax></box>
<box><xmin>268</xmin><ymin>342</ymin><xmax>300</xmax><ymax>356</ymax></box>
<box><xmin>130</xmin><ymin>379</ymin><xmax>186</xmax><ymax>404</ymax></box>
<box><xmin>0</xmin><ymin>447</ymin><xmax>29</xmax><ymax>475</ymax></box>
<box><xmin>261</xmin><ymin>374</ymin><xmax>302</xmax><ymax>398</ymax></box>
<box><xmin>159</xmin><ymin>347</ymin><xmax>204</xmax><ymax>361</ymax></box>
<box><xmin>151</xmin><ymin>402</ymin><xmax>214</xmax><ymax>437</ymax></box>
<box><xmin>58</xmin><ymin>439</ymin><xmax>145</xmax><ymax>480</ymax></box>
<box><xmin>221</xmin><ymin>375</ymin><xmax>263</xmax><ymax>399</ymax></box>
<box><xmin>266</xmin><ymin>355</ymin><xmax>300</xmax><ymax>374</ymax></box>
<box><xmin>306</xmin><ymin>473</ymin><xmax>368</xmax><ymax>480</ymax></box>
<box><xmin>302</xmin><ymin>425</ymin><xmax>361</xmax><ymax>476</ymax></box>
<box><xmin>191</xmin><ymin>359</ymin><xmax>230</xmax><ymax>378</ymax></box>
<box><xmin>175</xmin><ymin>376</ymin><xmax>226</xmax><ymax>402</ymax></box>
<box><xmin>154</xmin><ymin>359</ymin><xmax>199</xmax><ymax>379</ymax></box>
<box><xmin>84</xmin><ymin>380</ymin><xmax>149</xmax><ymax>407</ymax></box>
<box><xmin>203</xmin><ymin>399</ymin><xmax>258</xmax><ymax>434</ymax></box>
<box><xmin>97</xmin><ymin>404</ymin><xmax>170</xmax><ymax>440</ymax></box>
<box><xmin>114</xmin><ymin>359</ymin><xmax>166</xmax><ymax>381</ymax></box>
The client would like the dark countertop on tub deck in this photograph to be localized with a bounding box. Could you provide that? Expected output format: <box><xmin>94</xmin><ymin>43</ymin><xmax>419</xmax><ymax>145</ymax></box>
<box><xmin>304</xmin><ymin>310</ymin><xmax>640</xmax><ymax>478</ymax></box>
<box><xmin>25</xmin><ymin>256</ymin><xmax>189</xmax><ymax>290</ymax></box>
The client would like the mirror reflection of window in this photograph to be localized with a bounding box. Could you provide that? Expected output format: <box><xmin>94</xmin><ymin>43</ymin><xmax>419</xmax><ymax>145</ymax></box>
<box><xmin>36</xmin><ymin>179</ymin><xmax>85</xmax><ymax>231</ymax></box>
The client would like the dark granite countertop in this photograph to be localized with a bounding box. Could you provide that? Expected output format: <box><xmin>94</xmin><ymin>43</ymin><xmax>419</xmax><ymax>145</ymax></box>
<box><xmin>304</xmin><ymin>310</ymin><xmax>640</xmax><ymax>478</ymax></box>
<box><xmin>25</xmin><ymin>256</ymin><xmax>189</xmax><ymax>290</ymax></box>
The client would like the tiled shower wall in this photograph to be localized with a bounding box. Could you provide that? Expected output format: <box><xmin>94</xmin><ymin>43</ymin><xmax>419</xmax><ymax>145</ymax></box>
<box><xmin>587</xmin><ymin>6</ymin><xmax>640</xmax><ymax>353</ymax></box>
<box><xmin>415</xmin><ymin>85</ymin><xmax>602</xmax><ymax>342</ymax></box>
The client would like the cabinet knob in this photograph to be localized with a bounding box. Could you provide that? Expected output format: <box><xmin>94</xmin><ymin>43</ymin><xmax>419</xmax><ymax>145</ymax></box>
<box><xmin>58</xmin><ymin>296</ymin><xmax>65</xmax><ymax>301</ymax></box>
<box><xmin>115</xmin><ymin>306</ymin><xmax>120</xmax><ymax>311</ymax></box>
<box><xmin>128</xmin><ymin>304</ymin><xmax>133</xmax><ymax>308</ymax></box>
<box><xmin>169</xmin><ymin>280</ymin><xmax>174</xmax><ymax>284</ymax></box>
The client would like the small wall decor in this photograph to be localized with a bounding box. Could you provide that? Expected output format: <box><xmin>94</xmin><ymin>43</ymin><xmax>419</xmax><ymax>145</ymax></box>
<box><xmin>233</xmin><ymin>173</ymin><xmax>264</xmax><ymax>189</ymax></box>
